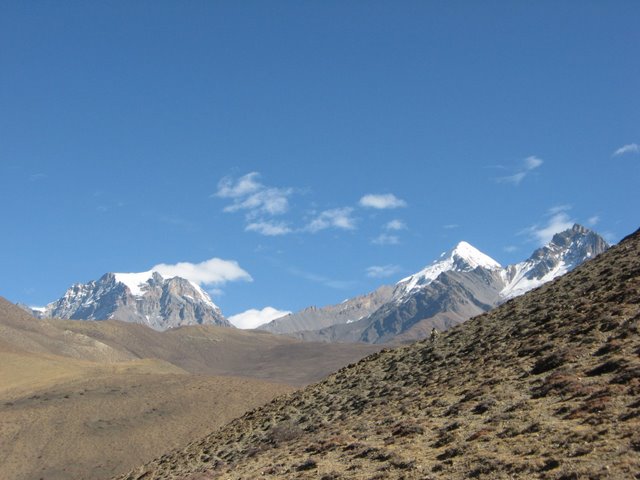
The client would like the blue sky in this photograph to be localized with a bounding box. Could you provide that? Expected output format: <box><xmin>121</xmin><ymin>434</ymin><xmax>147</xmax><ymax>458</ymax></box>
<box><xmin>1</xmin><ymin>1</ymin><xmax>638</xmax><ymax>326</ymax></box>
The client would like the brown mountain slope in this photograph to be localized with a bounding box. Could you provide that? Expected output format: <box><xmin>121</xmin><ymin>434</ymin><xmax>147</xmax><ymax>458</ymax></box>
<box><xmin>50</xmin><ymin>320</ymin><xmax>382</xmax><ymax>385</ymax></box>
<box><xmin>0</xmin><ymin>297</ymin><xmax>380</xmax><ymax>479</ymax></box>
<box><xmin>1</xmin><ymin>298</ymin><xmax>381</xmax><ymax>386</ymax></box>
<box><xmin>0</xmin><ymin>298</ymin><xmax>137</xmax><ymax>362</ymax></box>
<box><xmin>0</xmin><ymin>299</ymin><xmax>295</xmax><ymax>480</ymax></box>
<box><xmin>0</xmin><ymin>367</ymin><xmax>293</xmax><ymax>480</ymax></box>
<box><xmin>119</xmin><ymin>227</ymin><xmax>640</xmax><ymax>480</ymax></box>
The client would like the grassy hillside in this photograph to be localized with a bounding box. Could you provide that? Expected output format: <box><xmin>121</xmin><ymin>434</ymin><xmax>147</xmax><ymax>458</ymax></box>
<box><xmin>119</xmin><ymin>228</ymin><xmax>640</xmax><ymax>479</ymax></box>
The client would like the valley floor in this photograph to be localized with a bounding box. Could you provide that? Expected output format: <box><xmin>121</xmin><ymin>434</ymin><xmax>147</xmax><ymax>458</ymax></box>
<box><xmin>0</xmin><ymin>354</ymin><xmax>293</xmax><ymax>480</ymax></box>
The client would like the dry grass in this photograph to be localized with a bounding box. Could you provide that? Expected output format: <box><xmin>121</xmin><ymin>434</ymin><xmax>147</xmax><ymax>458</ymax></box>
<box><xmin>0</xmin><ymin>303</ymin><xmax>382</xmax><ymax>387</ymax></box>
<box><xmin>0</xmin><ymin>298</ymin><xmax>379</xmax><ymax>479</ymax></box>
<box><xmin>118</xmin><ymin>228</ymin><xmax>640</xmax><ymax>479</ymax></box>
<box><xmin>0</xmin><ymin>367</ymin><xmax>293</xmax><ymax>480</ymax></box>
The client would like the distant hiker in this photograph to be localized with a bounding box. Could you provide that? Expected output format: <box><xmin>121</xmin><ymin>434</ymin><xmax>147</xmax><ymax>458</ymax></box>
<box><xmin>430</xmin><ymin>327</ymin><xmax>439</xmax><ymax>342</ymax></box>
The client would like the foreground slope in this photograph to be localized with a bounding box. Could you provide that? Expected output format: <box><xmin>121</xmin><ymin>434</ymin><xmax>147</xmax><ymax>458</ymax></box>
<box><xmin>120</xmin><ymin>227</ymin><xmax>640</xmax><ymax>479</ymax></box>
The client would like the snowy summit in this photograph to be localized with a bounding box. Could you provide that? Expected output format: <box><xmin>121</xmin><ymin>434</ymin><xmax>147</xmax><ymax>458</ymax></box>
<box><xmin>396</xmin><ymin>241</ymin><xmax>502</xmax><ymax>297</ymax></box>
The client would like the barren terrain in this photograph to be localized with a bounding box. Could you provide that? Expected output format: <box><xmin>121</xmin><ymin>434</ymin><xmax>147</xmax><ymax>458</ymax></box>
<box><xmin>0</xmin><ymin>298</ymin><xmax>379</xmax><ymax>480</ymax></box>
<box><xmin>120</xmin><ymin>228</ymin><xmax>640</xmax><ymax>479</ymax></box>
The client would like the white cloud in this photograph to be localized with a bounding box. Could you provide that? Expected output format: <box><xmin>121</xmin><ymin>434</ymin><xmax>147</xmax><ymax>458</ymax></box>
<box><xmin>612</xmin><ymin>143</ymin><xmax>639</xmax><ymax>157</ymax></box>
<box><xmin>359</xmin><ymin>193</ymin><xmax>407</xmax><ymax>209</ymax></box>
<box><xmin>366</xmin><ymin>264</ymin><xmax>402</xmax><ymax>278</ymax></box>
<box><xmin>498</xmin><ymin>172</ymin><xmax>526</xmax><ymax>185</ymax></box>
<box><xmin>246</xmin><ymin>221</ymin><xmax>292</xmax><ymax>236</ymax></box>
<box><xmin>306</xmin><ymin>207</ymin><xmax>356</xmax><ymax>232</ymax></box>
<box><xmin>152</xmin><ymin>258</ymin><xmax>252</xmax><ymax>286</ymax></box>
<box><xmin>523</xmin><ymin>210</ymin><xmax>574</xmax><ymax>245</ymax></box>
<box><xmin>443</xmin><ymin>224</ymin><xmax>459</xmax><ymax>230</ymax></box>
<box><xmin>497</xmin><ymin>155</ymin><xmax>544</xmax><ymax>185</ymax></box>
<box><xmin>587</xmin><ymin>215</ymin><xmax>600</xmax><ymax>226</ymax></box>
<box><xmin>216</xmin><ymin>172</ymin><xmax>263</xmax><ymax>198</ymax></box>
<box><xmin>228</xmin><ymin>306</ymin><xmax>291</xmax><ymax>329</ymax></box>
<box><xmin>216</xmin><ymin>172</ymin><xmax>293</xmax><ymax>220</ymax></box>
<box><xmin>524</xmin><ymin>156</ymin><xmax>543</xmax><ymax>170</ymax></box>
<box><xmin>547</xmin><ymin>204</ymin><xmax>572</xmax><ymax>215</ymax></box>
<box><xmin>385</xmin><ymin>219</ymin><xmax>407</xmax><ymax>231</ymax></box>
<box><xmin>372</xmin><ymin>233</ymin><xmax>400</xmax><ymax>245</ymax></box>
<box><xmin>223</xmin><ymin>188</ymin><xmax>291</xmax><ymax>217</ymax></box>
<box><xmin>208</xmin><ymin>287</ymin><xmax>225</xmax><ymax>297</ymax></box>
<box><xmin>503</xmin><ymin>245</ymin><xmax>519</xmax><ymax>253</ymax></box>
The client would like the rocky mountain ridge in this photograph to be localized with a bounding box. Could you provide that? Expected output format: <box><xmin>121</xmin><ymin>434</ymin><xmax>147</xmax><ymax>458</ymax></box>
<box><xmin>32</xmin><ymin>271</ymin><xmax>229</xmax><ymax>330</ymax></box>
<box><xmin>260</xmin><ymin>285</ymin><xmax>394</xmax><ymax>335</ymax></box>
<box><xmin>264</xmin><ymin>224</ymin><xmax>609</xmax><ymax>343</ymax></box>
<box><xmin>500</xmin><ymin>224</ymin><xmax>609</xmax><ymax>298</ymax></box>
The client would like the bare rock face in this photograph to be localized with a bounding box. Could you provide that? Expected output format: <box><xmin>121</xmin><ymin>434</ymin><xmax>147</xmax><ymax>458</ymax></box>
<box><xmin>38</xmin><ymin>272</ymin><xmax>229</xmax><ymax>330</ymax></box>
<box><xmin>360</xmin><ymin>268</ymin><xmax>506</xmax><ymax>344</ymax></box>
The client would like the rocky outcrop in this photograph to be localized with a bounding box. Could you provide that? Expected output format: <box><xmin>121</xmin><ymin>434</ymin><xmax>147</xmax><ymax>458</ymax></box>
<box><xmin>38</xmin><ymin>272</ymin><xmax>229</xmax><ymax>330</ymax></box>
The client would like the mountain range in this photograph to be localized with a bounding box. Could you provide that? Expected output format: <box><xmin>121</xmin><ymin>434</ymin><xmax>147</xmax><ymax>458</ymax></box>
<box><xmin>25</xmin><ymin>224</ymin><xmax>608</xmax><ymax>344</ymax></box>
<box><xmin>261</xmin><ymin>224</ymin><xmax>609</xmax><ymax>343</ymax></box>
<box><xmin>25</xmin><ymin>271</ymin><xmax>228</xmax><ymax>330</ymax></box>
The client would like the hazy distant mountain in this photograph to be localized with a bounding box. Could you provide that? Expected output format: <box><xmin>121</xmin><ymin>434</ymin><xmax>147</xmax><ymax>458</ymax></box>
<box><xmin>34</xmin><ymin>271</ymin><xmax>229</xmax><ymax>330</ymax></box>
<box><xmin>278</xmin><ymin>224</ymin><xmax>609</xmax><ymax>344</ymax></box>
<box><xmin>260</xmin><ymin>285</ymin><xmax>394</xmax><ymax>335</ymax></box>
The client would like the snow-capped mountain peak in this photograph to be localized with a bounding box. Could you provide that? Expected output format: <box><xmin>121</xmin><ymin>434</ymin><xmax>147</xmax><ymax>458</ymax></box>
<box><xmin>39</xmin><ymin>271</ymin><xmax>228</xmax><ymax>330</ymax></box>
<box><xmin>448</xmin><ymin>241</ymin><xmax>503</xmax><ymax>270</ymax></box>
<box><xmin>396</xmin><ymin>226</ymin><xmax>606</xmax><ymax>301</ymax></box>
<box><xmin>254</xmin><ymin>225</ymin><xmax>610</xmax><ymax>344</ymax></box>
<box><xmin>500</xmin><ymin>224</ymin><xmax>609</xmax><ymax>299</ymax></box>
<box><xmin>396</xmin><ymin>241</ymin><xmax>501</xmax><ymax>296</ymax></box>
<box><xmin>113</xmin><ymin>270</ymin><xmax>217</xmax><ymax>308</ymax></box>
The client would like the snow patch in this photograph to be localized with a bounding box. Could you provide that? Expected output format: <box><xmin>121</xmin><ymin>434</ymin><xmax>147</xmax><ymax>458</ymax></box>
<box><xmin>114</xmin><ymin>271</ymin><xmax>154</xmax><ymax>296</ymax></box>
<box><xmin>500</xmin><ymin>260</ymin><xmax>569</xmax><ymax>299</ymax></box>
<box><xmin>188</xmin><ymin>281</ymin><xmax>218</xmax><ymax>309</ymax></box>
<box><xmin>397</xmin><ymin>241</ymin><xmax>501</xmax><ymax>296</ymax></box>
